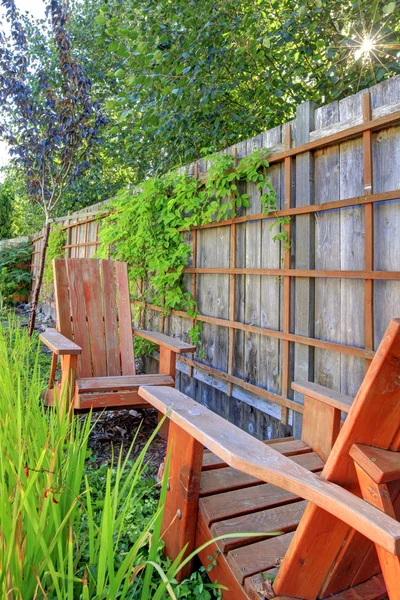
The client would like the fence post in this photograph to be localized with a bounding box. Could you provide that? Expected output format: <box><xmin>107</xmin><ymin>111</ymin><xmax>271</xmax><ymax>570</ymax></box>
<box><xmin>293</xmin><ymin>101</ymin><xmax>316</xmax><ymax>438</ymax></box>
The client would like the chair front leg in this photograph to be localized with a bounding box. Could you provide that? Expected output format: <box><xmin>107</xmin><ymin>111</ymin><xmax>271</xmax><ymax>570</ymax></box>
<box><xmin>59</xmin><ymin>354</ymin><xmax>78</xmax><ymax>416</ymax></box>
<box><xmin>48</xmin><ymin>353</ymin><xmax>58</xmax><ymax>390</ymax></box>
<box><xmin>158</xmin><ymin>347</ymin><xmax>177</xmax><ymax>438</ymax></box>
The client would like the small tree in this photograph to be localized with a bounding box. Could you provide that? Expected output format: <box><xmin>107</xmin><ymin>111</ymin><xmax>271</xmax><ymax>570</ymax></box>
<box><xmin>0</xmin><ymin>0</ymin><xmax>106</xmax><ymax>334</ymax></box>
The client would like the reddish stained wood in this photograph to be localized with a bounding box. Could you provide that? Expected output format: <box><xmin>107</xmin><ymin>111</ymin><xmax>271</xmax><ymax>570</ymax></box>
<box><xmin>191</xmin><ymin>188</ymin><xmax>400</xmax><ymax>231</ymax></box>
<box><xmin>292</xmin><ymin>381</ymin><xmax>353</xmax><ymax>413</ymax></box>
<box><xmin>135</xmin><ymin>329</ymin><xmax>196</xmax><ymax>352</ymax></box>
<box><xmin>48</xmin><ymin>352</ymin><xmax>58</xmax><ymax>389</ymax></box>
<box><xmin>101</xmin><ymin>260</ymin><xmax>120</xmax><ymax>376</ymax></box>
<box><xmin>78</xmin><ymin>390</ymin><xmax>148</xmax><ymax>409</ymax></box>
<box><xmin>200</xmin><ymin>452</ymin><xmax>324</xmax><ymax>497</ymax></box>
<box><xmin>162</xmin><ymin>421</ymin><xmax>204</xmax><ymax>581</ymax></box>
<box><xmin>195</xmin><ymin>511</ymin><xmax>249</xmax><ymax>600</ymax></box>
<box><xmin>302</xmin><ymin>396</ymin><xmax>341</xmax><ymax>462</ymax></box>
<box><xmin>159</xmin><ymin>347</ymin><xmax>177</xmax><ymax>380</ymax></box>
<box><xmin>202</xmin><ymin>438</ymin><xmax>311</xmax><ymax>471</ymax></box>
<box><xmin>199</xmin><ymin>482</ymin><xmax>299</xmax><ymax>527</ymax></box>
<box><xmin>184</xmin><ymin>267</ymin><xmax>400</xmax><ymax>280</ymax></box>
<box><xmin>350</xmin><ymin>444</ymin><xmax>400</xmax><ymax>485</ymax></box>
<box><xmin>60</xmin><ymin>353</ymin><xmax>78</xmax><ymax>415</ymax></box>
<box><xmin>77</xmin><ymin>373</ymin><xmax>174</xmax><ymax>392</ymax></box>
<box><xmin>376</xmin><ymin>547</ymin><xmax>400</xmax><ymax>600</ymax></box>
<box><xmin>81</xmin><ymin>258</ymin><xmax>107</xmax><ymax>377</ymax></box>
<box><xmin>53</xmin><ymin>259</ymin><xmax>73</xmax><ymax>340</ymax></box>
<box><xmin>65</xmin><ymin>259</ymin><xmax>92</xmax><ymax>377</ymax></box>
<box><xmin>274</xmin><ymin>318</ymin><xmax>400</xmax><ymax>598</ymax></box>
<box><xmin>228</xmin><ymin>531</ymin><xmax>295</xmax><ymax>585</ymax></box>
<box><xmin>212</xmin><ymin>500</ymin><xmax>307</xmax><ymax>554</ymax></box>
<box><xmin>355</xmin><ymin>459</ymin><xmax>400</xmax><ymax>600</ymax></box>
<box><xmin>116</xmin><ymin>261</ymin><xmax>136</xmax><ymax>375</ymax></box>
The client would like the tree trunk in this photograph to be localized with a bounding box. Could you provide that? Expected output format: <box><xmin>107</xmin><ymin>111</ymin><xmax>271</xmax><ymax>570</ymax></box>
<box><xmin>28</xmin><ymin>221</ymin><xmax>51</xmax><ymax>336</ymax></box>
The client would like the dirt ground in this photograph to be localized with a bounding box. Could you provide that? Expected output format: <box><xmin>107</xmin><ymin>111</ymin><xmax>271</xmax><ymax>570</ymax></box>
<box><xmin>86</xmin><ymin>408</ymin><xmax>167</xmax><ymax>473</ymax></box>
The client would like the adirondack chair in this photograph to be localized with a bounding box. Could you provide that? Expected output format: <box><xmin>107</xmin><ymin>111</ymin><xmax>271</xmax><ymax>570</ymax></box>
<box><xmin>39</xmin><ymin>258</ymin><xmax>195</xmax><ymax>412</ymax></box>
<box><xmin>137</xmin><ymin>318</ymin><xmax>400</xmax><ymax>600</ymax></box>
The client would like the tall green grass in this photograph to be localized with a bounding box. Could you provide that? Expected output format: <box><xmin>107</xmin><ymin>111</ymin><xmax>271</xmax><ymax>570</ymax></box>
<box><xmin>0</xmin><ymin>320</ymin><xmax>226</xmax><ymax>599</ymax></box>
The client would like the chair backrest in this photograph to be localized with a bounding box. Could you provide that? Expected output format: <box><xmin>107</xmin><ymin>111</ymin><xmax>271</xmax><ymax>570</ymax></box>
<box><xmin>53</xmin><ymin>258</ymin><xmax>136</xmax><ymax>378</ymax></box>
<box><xmin>275</xmin><ymin>318</ymin><xmax>400</xmax><ymax>597</ymax></box>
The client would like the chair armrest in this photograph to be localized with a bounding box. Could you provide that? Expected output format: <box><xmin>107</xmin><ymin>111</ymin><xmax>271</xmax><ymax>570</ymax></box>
<box><xmin>138</xmin><ymin>385</ymin><xmax>400</xmax><ymax>556</ymax></box>
<box><xmin>292</xmin><ymin>381</ymin><xmax>353</xmax><ymax>413</ymax></box>
<box><xmin>134</xmin><ymin>329</ymin><xmax>196</xmax><ymax>353</ymax></box>
<box><xmin>39</xmin><ymin>329</ymin><xmax>81</xmax><ymax>356</ymax></box>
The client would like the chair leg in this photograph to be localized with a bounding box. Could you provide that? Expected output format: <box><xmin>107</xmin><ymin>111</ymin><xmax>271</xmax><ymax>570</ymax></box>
<box><xmin>59</xmin><ymin>354</ymin><xmax>78</xmax><ymax>416</ymax></box>
<box><xmin>354</xmin><ymin>462</ymin><xmax>400</xmax><ymax>600</ymax></box>
<box><xmin>162</xmin><ymin>420</ymin><xmax>203</xmax><ymax>581</ymax></box>
<box><xmin>158</xmin><ymin>347</ymin><xmax>177</xmax><ymax>439</ymax></box>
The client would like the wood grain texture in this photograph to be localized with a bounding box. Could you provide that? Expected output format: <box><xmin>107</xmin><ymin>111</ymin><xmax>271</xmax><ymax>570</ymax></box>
<box><xmin>274</xmin><ymin>317</ymin><xmax>400</xmax><ymax>598</ymax></box>
<box><xmin>292</xmin><ymin>381</ymin><xmax>353</xmax><ymax>412</ymax></box>
<box><xmin>65</xmin><ymin>259</ymin><xmax>92</xmax><ymax>377</ymax></box>
<box><xmin>81</xmin><ymin>259</ymin><xmax>107</xmax><ymax>377</ymax></box>
<box><xmin>116</xmin><ymin>261</ymin><xmax>136</xmax><ymax>375</ymax></box>
<box><xmin>302</xmin><ymin>395</ymin><xmax>341</xmax><ymax>462</ymax></box>
<box><xmin>101</xmin><ymin>260</ymin><xmax>120</xmax><ymax>376</ymax></box>
<box><xmin>39</xmin><ymin>328</ymin><xmax>81</xmax><ymax>355</ymax></box>
<box><xmin>211</xmin><ymin>500</ymin><xmax>307</xmax><ymax>554</ymax></box>
<box><xmin>162</xmin><ymin>421</ymin><xmax>204</xmax><ymax>580</ymax></box>
<box><xmin>138</xmin><ymin>384</ymin><xmax>400</xmax><ymax>554</ymax></box>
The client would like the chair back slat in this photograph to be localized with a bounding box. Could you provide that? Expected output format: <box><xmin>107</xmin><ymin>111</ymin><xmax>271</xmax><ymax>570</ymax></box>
<box><xmin>53</xmin><ymin>258</ymin><xmax>135</xmax><ymax>379</ymax></box>
<box><xmin>101</xmin><ymin>260</ymin><xmax>120</xmax><ymax>376</ymax></box>
<box><xmin>116</xmin><ymin>261</ymin><xmax>136</xmax><ymax>375</ymax></box>
<box><xmin>80</xmin><ymin>259</ymin><xmax>107</xmax><ymax>377</ymax></box>
<box><xmin>53</xmin><ymin>259</ymin><xmax>73</xmax><ymax>340</ymax></box>
<box><xmin>65</xmin><ymin>259</ymin><xmax>93</xmax><ymax>377</ymax></box>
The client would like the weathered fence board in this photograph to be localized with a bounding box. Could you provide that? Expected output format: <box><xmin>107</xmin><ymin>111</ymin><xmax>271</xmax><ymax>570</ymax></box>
<box><xmin>30</xmin><ymin>75</ymin><xmax>400</xmax><ymax>440</ymax></box>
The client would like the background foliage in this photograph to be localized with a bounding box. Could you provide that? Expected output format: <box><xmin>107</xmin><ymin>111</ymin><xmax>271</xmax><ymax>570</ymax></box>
<box><xmin>71</xmin><ymin>0</ymin><xmax>400</xmax><ymax>181</ymax></box>
<box><xmin>1</xmin><ymin>0</ymin><xmax>399</xmax><ymax>229</ymax></box>
<box><xmin>0</xmin><ymin>239</ymin><xmax>32</xmax><ymax>307</ymax></box>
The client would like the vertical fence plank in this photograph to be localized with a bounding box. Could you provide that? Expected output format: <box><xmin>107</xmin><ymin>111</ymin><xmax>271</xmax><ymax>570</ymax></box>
<box><xmin>293</xmin><ymin>101</ymin><xmax>316</xmax><ymax>438</ymax></box>
<box><xmin>314</xmin><ymin>101</ymin><xmax>341</xmax><ymax>393</ymax></box>
<box><xmin>339</xmin><ymin>92</ymin><xmax>366</xmax><ymax>397</ymax></box>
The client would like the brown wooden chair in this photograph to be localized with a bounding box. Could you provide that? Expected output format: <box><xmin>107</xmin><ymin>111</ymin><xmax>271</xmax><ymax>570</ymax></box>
<box><xmin>137</xmin><ymin>318</ymin><xmax>400</xmax><ymax>600</ymax></box>
<box><xmin>39</xmin><ymin>258</ymin><xmax>195</xmax><ymax>412</ymax></box>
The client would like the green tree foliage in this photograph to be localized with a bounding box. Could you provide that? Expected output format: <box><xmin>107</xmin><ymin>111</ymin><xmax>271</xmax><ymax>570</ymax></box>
<box><xmin>0</xmin><ymin>177</ymin><xmax>12</xmax><ymax>240</ymax></box>
<box><xmin>0</xmin><ymin>240</ymin><xmax>32</xmax><ymax>307</ymax></box>
<box><xmin>71</xmin><ymin>0</ymin><xmax>400</xmax><ymax>178</ymax></box>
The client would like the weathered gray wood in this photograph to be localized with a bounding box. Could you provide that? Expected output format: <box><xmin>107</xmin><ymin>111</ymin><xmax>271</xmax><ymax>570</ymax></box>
<box><xmin>373</xmin><ymin>123</ymin><xmax>400</xmax><ymax>347</ymax></box>
<box><xmin>314</xmin><ymin>101</ymin><xmax>341</xmax><ymax>393</ymax></box>
<box><xmin>338</xmin><ymin>92</ymin><xmax>366</xmax><ymax>397</ymax></box>
<box><xmin>259</xmin><ymin>126</ymin><xmax>282</xmax><ymax>405</ymax></box>
<box><xmin>293</xmin><ymin>101</ymin><xmax>316</xmax><ymax>438</ymax></box>
<box><xmin>34</xmin><ymin>75</ymin><xmax>400</xmax><ymax>441</ymax></box>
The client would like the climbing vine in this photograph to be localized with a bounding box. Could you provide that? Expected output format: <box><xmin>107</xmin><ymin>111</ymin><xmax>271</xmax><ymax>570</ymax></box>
<box><xmin>98</xmin><ymin>149</ymin><xmax>289</xmax><ymax>346</ymax></box>
<box><xmin>42</xmin><ymin>225</ymin><xmax>66</xmax><ymax>299</ymax></box>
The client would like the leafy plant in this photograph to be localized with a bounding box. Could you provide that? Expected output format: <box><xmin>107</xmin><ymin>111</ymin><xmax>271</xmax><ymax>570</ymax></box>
<box><xmin>0</xmin><ymin>239</ymin><xmax>32</xmax><ymax>308</ymax></box>
<box><xmin>0</xmin><ymin>319</ymin><xmax>226</xmax><ymax>599</ymax></box>
<box><xmin>42</xmin><ymin>225</ymin><xmax>66</xmax><ymax>300</ymax></box>
<box><xmin>98</xmin><ymin>148</ymin><xmax>283</xmax><ymax>351</ymax></box>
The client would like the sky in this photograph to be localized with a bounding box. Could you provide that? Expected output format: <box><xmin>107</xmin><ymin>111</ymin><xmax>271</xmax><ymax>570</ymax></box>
<box><xmin>0</xmin><ymin>0</ymin><xmax>46</xmax><ymax>169</ymax></box>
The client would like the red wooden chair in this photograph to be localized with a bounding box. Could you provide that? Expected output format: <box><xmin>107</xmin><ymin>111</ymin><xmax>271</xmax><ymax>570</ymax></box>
<box><xmin>137</xmin><ymin>318</ymin><xmax>400</xmax><ymax>600</ymax></box>
<box><xmin>39</xmin><ymin>258</ymin><xmax>195</xmax><ymax>412</ymax></box>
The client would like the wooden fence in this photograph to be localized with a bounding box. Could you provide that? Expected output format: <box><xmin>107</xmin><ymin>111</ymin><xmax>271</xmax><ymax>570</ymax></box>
<box><xmin>31</xmin><ymin>75</ymin><xmax>400</xmax><ymax>439</ymax></box>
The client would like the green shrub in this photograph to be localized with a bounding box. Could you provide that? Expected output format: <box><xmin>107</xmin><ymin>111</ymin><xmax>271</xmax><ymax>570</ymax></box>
<box><xmin>0</xmin><ymin>240</ymin><xmax>32</xmax><ymax>308</ymax></box>
<box><xmin>0</xmin><ymin>319</ymin><xmax>225</xmax><ymax>599</ymax></box>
